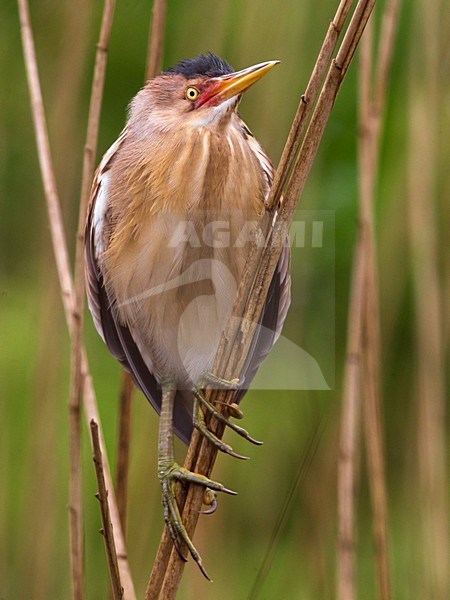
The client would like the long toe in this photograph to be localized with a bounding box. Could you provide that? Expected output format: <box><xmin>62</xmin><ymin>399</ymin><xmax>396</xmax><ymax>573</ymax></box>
<box><xmin>159</xmin><ymin>464</ymin><xmax>236</xmax><ymax>579</ymax></box>
<box><xmin>199</xmin><ymin>371</ymin><xmax>241</xmax><ymax>390</ymax></box>
<box><xmin>193</xmin><ymin>387</ymin><xmax>263</xmax><ymax>446</ymax></box>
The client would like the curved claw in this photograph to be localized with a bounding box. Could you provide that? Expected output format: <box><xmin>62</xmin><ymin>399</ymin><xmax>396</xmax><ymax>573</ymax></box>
<box><xmin>193</xmin><ymin>397</ymin><xmax>250</xmax><ymax>459</ymax></box>
<box><xmin>199</xmin><ymin>488</ymin><xmax>218</xmax><ymax>515</ymax></box>
<box><xmin>193</xmin><ymin>388</ymin><xmax>264</xmax><ymax>447</ymax></box>
<box><xmin>199</xmin><ymin>498</ymin><xmax>218</xmax><ymax>515</ymax></box>
<box><xmin>222</xmin><ymin>446</ymin><xmax>250</xmax><ymax>461</ymax></box>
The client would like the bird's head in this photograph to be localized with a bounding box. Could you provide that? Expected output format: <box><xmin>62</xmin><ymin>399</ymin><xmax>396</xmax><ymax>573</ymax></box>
<box><xmin>129</xmin><ymin>53</ymin><xmax>279</xmax><ymax>134</ymax></box>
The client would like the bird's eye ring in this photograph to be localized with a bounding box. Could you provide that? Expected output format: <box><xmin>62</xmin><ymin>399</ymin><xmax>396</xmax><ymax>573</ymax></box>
<box><xmin>185</xmin><ymin>87</ymin><xmax>199</xmax><ymax>101</ymax></box>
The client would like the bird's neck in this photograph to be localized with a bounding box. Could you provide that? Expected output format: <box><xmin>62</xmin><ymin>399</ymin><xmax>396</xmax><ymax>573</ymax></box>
<box><xmin>121</xmin><ymin>119</ymin><xmax>266</xmax><ymax>217</ymax></box>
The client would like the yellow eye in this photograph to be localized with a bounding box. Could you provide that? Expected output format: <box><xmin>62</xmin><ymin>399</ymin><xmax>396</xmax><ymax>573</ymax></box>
<box><xmin>185</xmin><ymin>87</ymin><xmax>199</xmax><ymax>101</ymax></box>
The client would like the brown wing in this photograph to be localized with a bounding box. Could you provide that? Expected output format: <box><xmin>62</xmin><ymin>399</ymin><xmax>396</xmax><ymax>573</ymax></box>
<box><xmin>85</xmin><ymin>130</ymin><xmax>193</xmax><ymax>444</ymax></box>
<box><xmin>233</xmin><ymin>126</ymin><xmax>291</xmax><ymax>400</ymax></box>
<box><xmin>235</xmin><ymin>244</ymin><xmax>291</xmax><ymax>402</ymax></box>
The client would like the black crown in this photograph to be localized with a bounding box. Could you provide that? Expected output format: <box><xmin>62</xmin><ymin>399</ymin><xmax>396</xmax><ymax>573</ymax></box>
<box><xmin>164</xmin><ymin>52</ymin><xmax>234</xmax><ymax>79</ymax></box>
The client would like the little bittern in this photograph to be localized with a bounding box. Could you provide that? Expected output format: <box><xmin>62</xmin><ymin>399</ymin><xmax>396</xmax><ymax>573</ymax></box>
<box><xmin>85</xmin><ymin>53</ymin><xmax>291</xmax><ymax>577</ymax></box>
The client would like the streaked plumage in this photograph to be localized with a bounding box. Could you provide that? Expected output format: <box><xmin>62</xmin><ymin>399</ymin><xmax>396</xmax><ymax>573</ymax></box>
<box><xmin>85</xmin><ymin>53</ymin><xmax>291</xmax><ymax>574</ymax></box>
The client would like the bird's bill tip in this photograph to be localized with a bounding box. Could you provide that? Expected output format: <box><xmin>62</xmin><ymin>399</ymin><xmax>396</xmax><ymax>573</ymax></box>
<box><xmin>198</xmin><ymin>60</ymin><xmax>280</xmax><ymax>107</ymax></box>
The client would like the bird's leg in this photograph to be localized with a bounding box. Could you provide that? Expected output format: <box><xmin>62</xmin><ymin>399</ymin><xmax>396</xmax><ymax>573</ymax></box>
<box><xmin>158</xmin><ymin>379</ymin><xmax>237</xmax><ymax>580</ymax></box>
<box><xmin>192</xmin><ymin>373</ymin><xmax>264</xmax><ymax>451</ymax></box>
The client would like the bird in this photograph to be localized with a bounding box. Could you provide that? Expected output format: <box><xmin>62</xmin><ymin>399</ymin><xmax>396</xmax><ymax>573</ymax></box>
<box><xmin>85</xmin><ymin>52</ymin><xmax>291</xmax><ymax>578</ymax></box>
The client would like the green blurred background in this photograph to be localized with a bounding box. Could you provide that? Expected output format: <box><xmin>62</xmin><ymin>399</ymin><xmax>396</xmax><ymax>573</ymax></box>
<box><xmin>1</xmin><ymin>0</ymin><xmax>448</xmax><ymax>598</ymax></box>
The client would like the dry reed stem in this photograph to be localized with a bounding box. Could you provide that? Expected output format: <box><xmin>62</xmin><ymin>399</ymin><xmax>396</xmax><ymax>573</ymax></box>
<box><xmin>336</xmin><ymin>39</ymin><xmax>372</xmax><ymax>600</ymax></box>
<box><xmin>17</xmin><ymin>2</ymin><xmax>136</xmax><ymax>598</ymax></box>
<box><xmin>337</xmin><ymin>0</ymin><xmax>400</xmax><ymax>596</ymax></box>
<box><xmin>146</xmin><ymin>1</ymin><xmax>377</xmax><ymax>597</ymax></box>
<box><xmin>68</xmin><ymin>1</ymin><xmax>116</xmax><ymax>596</ymax></box>
<box><xmin>82</xmin><ymin>357</ymin><xmax>136</xmax><ymax>599</ymax></box>
<box><xmin>17</xmin><ymin>0</ymin><xmax>74</xmax><ymax>318</ymax></box>
<box><xmin>68</xmin><ymin>367</ymin><xmax>84</xmax><ymax>599</ymax></box>
<box><xmin>358</xmin><ymin>2</ymin><xmax>401</xmax><ymax>597</ymax></box>
<box><xmin>115</xmin><ymin>371</ymin><xmax>134</xmax><ymax>534</ymax></box>
<box><xmin>91</xmin><ymin>420</ymin><xmax>124</xmax><ymax>599</ymax></box>
<box><xmin>114</xmin><ymin>371</ymin><xmax>134</xmax><ymax>532</ymax></box>
<box><xmin>145</xmin><ymin>0</ymin><xmax>167</xmax><ymax>81</ymax></box>
<box><xmin>408</xmin><ymin>0</ymin><xmax>449</xmax><ymax>595</ymax></box>
<box><xmin>337</xmin><ymin>230</ymin><xmax>366</xmax><ymax>600</ymax></box>
<box><xmin>362</xmin><ymin>276</ymin><xmax>390</xmax><ymax>600</ymax></box>
<box><xmin>114</xmin><ymin>370</ymin><xmax>134</xmax><ymax>538</ymax></box>
<box><xmin>359</xmin><ymin>0</ymin><xmax>400</xmax><ymax>600</ymax></box>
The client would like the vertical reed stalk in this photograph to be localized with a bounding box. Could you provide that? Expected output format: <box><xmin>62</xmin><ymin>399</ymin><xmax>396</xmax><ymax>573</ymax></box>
<box><xmin>337</xmin><ymin>229</ymin><xmax>365</xmax><ymax>600</ymax></box>
<box><xmin>17</xmin><ymin>1</ymin><xmax>136</xmax><ymax>596</ymax></box>
<box><xmin>115</xmin><ymin>371</ymin><xmax>134</xmax><ymax>534</ymax></box>
<box><xmin>359</xmin><ymin>0</ymin><xmax>401</xmax><ymax>595</ymax></box>
<box><xmin>407</xmin><ymin>0</ymin><xmax>449</xmax><ymax>596</ymax></box>
<box><xmin>68</xmin><ymin>1</ymin><xmax>116</xmax><ymax>596</ymax></box>
<box><xmin>338</xmin><ymin>0</ymin><xmax>400</xmax><ymax>596</ymax></box>
<box><xmin>145</xmin><ymin>0</ymin><xmax>167</xmax><ymax>81</ymax></box>
<box><xmin>91</xmin><ymin>420</ymin><xmax>124</xmax><ymax>599</ymax></box>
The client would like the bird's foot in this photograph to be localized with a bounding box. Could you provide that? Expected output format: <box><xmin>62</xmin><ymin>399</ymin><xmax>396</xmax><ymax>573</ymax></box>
<box><xmin>159</xmin><ymin>462</ymin><xmax>236</xmax><ymax>580</ymax></box>
<box><xmin>198</xmin><ymin>371</ymin><xmax>241</xmax><ymax>391</ymax></box>
<box><xmin>192</xmin><ymin>373</ymin><xmax>263</xmax><ymax>457</ymax></box>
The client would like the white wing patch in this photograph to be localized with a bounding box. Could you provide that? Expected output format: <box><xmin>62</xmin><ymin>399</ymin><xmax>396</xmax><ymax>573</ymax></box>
<box><xmin>86</xmin><ymin>130</ymin><xmax>127</xmax><ymax>341</ymax></box>
<box><xmin>92</xmin><ymin>172</ymin><xmax>110</xmax><ymax>254</ymax></box>
<box><xmin>89</xmin><ymin>130</ymin><xmax>127</xmax><ymax>257</ymax></box>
